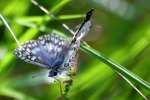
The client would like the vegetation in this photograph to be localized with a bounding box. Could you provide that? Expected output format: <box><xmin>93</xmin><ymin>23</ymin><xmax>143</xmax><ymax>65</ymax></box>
<box><xmin>0</xmin><ymin>0</ymin><xmax>150</xmax><ymax>100</ymax></box>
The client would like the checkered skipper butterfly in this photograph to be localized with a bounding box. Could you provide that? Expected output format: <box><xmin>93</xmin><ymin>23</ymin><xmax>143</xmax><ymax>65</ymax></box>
<box><xmin>14</xmin><ymin>9</ymin><xmax>93</xmax><ymax>78</ymax></box>
<box><xmin>0</xmin><ymin>8</ymin><xmax>94</xmax><ymax>80</ymax></box>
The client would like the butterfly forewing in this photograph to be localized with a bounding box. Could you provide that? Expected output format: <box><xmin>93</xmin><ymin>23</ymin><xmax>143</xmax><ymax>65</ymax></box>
<box><xmin>14</xmin><ymin>33</ymin><xmax>70</xmax><ymax>69</ymax></box>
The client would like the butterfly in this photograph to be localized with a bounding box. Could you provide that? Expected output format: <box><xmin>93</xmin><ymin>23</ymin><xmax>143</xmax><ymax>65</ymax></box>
<box><xmin>14</xmin><ymin>9</ymin><xmax>94</xmax><ymax>80</ymax></box>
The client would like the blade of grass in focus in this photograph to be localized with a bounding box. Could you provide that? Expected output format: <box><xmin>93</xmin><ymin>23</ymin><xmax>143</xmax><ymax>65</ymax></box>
<box><xmin>80</xmin><ymin>42</ymin><xmax>150</xmax><ymax>91</ymax></box>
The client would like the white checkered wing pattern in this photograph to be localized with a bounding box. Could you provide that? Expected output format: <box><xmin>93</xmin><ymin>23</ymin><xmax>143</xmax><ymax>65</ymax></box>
<box><xmin>14</xmin><ymin>33</ymin><xmax>70</xmax><ymax>69</ymax></box>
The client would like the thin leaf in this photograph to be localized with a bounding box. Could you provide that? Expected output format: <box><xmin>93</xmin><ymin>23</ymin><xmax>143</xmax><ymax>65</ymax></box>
<box><xmin>80</xmin><ymin>42</ymin><xmax>150</xmax><ymax>91</ymax></box>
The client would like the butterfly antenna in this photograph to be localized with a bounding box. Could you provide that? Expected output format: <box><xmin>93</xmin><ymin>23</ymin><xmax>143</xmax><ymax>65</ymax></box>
<box><xmin>0</xmin><ymin>15</ymin><xmax>20</xmax><ymax>46</ymax></box>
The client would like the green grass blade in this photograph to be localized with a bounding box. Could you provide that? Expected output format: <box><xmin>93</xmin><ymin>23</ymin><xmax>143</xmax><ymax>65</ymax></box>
<box><xmin>0</xmin><ymin>87</ymin><xmax>36</xmax><ymax>100</ymax></box>
<box><xmin>58</xmin><ymin>14</ymin><xmax>84</xmax><ymax>20</ymax></box>
<box><xmin>116</xmin><ymin>71</ymin><xmax>148</xmax><ymax>100</ymax></box>
<box><xmin>50</xmin><ymin>0</ymin><xmax>70</xmax><ymax>13</ymax></box>
<box><xmin>80</xmin><ymin>42</ymin><xmax>150</xmax><ymax>91</ymax></box>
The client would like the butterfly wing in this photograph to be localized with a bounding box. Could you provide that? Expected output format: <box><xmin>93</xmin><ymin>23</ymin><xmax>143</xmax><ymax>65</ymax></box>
<box><xmin>14</xmin><ymin>33</ymin><xmax>70</xmax><ymax>69</ymax></box>
<box><xmin>72</xmin><ymin>8</ymin><xmax>94</xmax><ymax>43</ymax></box>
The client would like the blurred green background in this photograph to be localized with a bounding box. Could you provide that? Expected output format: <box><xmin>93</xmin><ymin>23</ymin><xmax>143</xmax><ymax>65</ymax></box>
<box><xmin>0</xmin><ymin>0</ymin><xmax>150</xmax><ymax>100</ymax></box>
